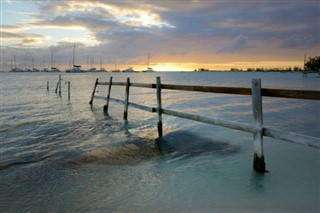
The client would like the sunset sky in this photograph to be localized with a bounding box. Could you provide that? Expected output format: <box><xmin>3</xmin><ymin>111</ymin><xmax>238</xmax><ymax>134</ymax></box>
<box><xmin>1</xmin><ymin>0</ymin><xmax>319</xmax><ymax>71</ymax></box>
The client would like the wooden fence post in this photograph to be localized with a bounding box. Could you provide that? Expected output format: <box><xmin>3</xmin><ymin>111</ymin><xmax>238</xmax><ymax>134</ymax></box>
<box><xmin>252</xmin><ymin>79</ymin><xmax>267</xmax><ymax>173</ymax></box>
<box><xmin>123</xmin><ymin>77</ymin><xmax>130</xmax><ymax>121</ymax></box>
<box><xmin>55</xmin><ymin>82</ymin><xmax>59</xmax><ymax>94</ymax></box>
<box><xmin>68</xmin><ymin>81</ymin><xmax>70</xmax><ymax>100</ymax></box>
<box><xmin>59</xmin><ymin>74</ymin><xmax>61</xmax><ymax>96</ymax></box>
<box><xmin>103</xmin><ymin>77</ymin><xmax>113</xmax><ymax>113</ymax></box>
<box><xmin>89</xmin><ymin>78</ymin><xmax>99</xmax><ymax>105</ymax></box>
<box><xmin>156</xmin><ymin>77</ymin><xmax>163</xmax><ymax>137</ymax></box>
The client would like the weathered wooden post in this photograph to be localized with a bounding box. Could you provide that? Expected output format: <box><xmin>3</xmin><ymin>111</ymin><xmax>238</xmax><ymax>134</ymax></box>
<box><xmin>103</xmin><ymin>77</ymin><xmax>113</xmax><ymax>113</ymax></box>
<box><xmin>156</xmin><ymin>77</ymin><xmax>163</xmax><ymax>137</ymax></box>
<box><xmin>89</xmin><ymin>78</ymin><xmax>99</xmax><ymax>105</ymax></box>
<box><xmin>123</xmin><ymin>77</ymin><xmax>130</xmax><ymax>121</ymax></box>
<box><xmin>252</xmin><ymin>79</ymin><xmax>267</xmax><ymax>173</ymax></box>
<box><xmin>47</xmin><ymin>81</ymin><xmax>49</xmax><ymax>91</ymax></box>
<box><xmin>58</xmin><ymin>74</ymin><xmax>61</xmax><ymax>96</ymax></box>
<box><xmin>55</xmin><ymin>82</ymin><xmax>59</xmax><ymax>94</ymax></box>
<box><xmin>68</xmin><ymin>81</ymin><xmax>70</xmax><ymax>100</ymax></box>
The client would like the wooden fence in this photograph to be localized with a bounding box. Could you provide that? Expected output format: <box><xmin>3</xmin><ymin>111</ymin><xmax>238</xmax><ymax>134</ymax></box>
<box><xmin>89</xmin><ymin>76</ymin><xmax>320</xmax><ymax>173</ymax></box>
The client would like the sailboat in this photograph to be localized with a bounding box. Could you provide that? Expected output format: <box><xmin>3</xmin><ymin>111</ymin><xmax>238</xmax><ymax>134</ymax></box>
<box><xmin>66</xmin><ymin>44</ymin><xmax>85</xmax><ymax>73</ymax></box>
<box><xmin>87</xmin><ymin>56</ymin><xmax>106</xmax><ymax>72</ymax></box>
<box><xmin>10</xmin><ymin>55</ymin><xmax>24</xmax><ymax>72</ymax></box>
<box><xmin>142</xmin><ymin>53</ymin><xmax>154</xmax><ymax>72</ymax></box>
<box><xmin>49</xmin><ymin>51</ymin><xmax>61</xmax><ymax>72</ymax></box>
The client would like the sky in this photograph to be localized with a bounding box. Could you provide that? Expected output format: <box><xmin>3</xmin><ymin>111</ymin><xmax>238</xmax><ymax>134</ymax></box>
<box><xmin>1</xmin><ymin>0</ymin><xmax>319</xmax><ymax>71</ymax></box>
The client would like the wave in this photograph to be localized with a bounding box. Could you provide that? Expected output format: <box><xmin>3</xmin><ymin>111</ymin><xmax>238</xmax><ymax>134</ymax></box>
<box><xmin>70</xmin><ymin>130</ymin><xmax>239</xmax><ymax>166</ymax></box>
<box><xmin>0</xmin><ymin>154</ymin><xmax>53</xmax><ymax>171</ymax></box>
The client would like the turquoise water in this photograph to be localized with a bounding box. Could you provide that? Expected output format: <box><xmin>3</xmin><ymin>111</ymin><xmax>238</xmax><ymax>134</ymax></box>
<box><xmin>1</xmin><ymin>72</ymin><xmax>319</xmax><ymax>212</ymax></box>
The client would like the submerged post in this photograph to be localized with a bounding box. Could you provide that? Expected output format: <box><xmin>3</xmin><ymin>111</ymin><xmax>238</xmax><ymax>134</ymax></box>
<box><xmin>68</xmin><ymin>81</ymin><xmax>70</xmax><ymax>100</ymax></box>
<box><xmin>89</xmin><ymin>78</ymin><xmax>99</xmax><ymax>105</ymax></box>
<box><xmin>252</xmin><ymin>79</ymin><xmax>267</xmax><ymax>173</ymax></box>
<box><xmin>59</xmin><ymin>74</ymin><xmax>61</xmax><ymax>96</ymax></box>
<box><xmin>103</xmin><ymin>77</ymin><xmax>113</xmax><ymax>113</ymax></box>
<box><xmin>123</xmin><ymin>77</ymin><xmax>130</xmax><ymax>120</ymax></box>
<box><xmin>47</xmin><ymin>81</ymin><xmax>49</xmax><ymax>91</ymax></box>
<box><xmin>55</xmin><ymin>82</ymin><xmax>59</xmax><ymax>94</ymax></box>
<box><xmin>156</xmin><ymin>77</ymin><xmax>163</xmax><ymax>137</ymax></box>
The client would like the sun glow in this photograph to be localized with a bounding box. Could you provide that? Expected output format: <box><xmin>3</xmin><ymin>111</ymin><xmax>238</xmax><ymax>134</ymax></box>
<box><xmin>153</xmin><ymin>63</ymin><xmax>194</xmax><ymax>71</ymax></box>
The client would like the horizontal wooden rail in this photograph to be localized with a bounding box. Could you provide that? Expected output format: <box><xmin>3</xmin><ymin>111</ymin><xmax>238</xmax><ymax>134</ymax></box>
<box><xmin>261</xmin><ymin>88</ymin><xmax>320</xmax><ymax>100</ymax></box>
<box><xmin>161</xmin><ymin>84</ymin><xmax>252</xmax><ymax>95</ymax></box>
<box><xmin>263</xmin><ymin>128</ymin><xmax>320</xmax><ymax>148</ymax></box>
<box><xmin>109</xmin><ymin>98</ymin><xmax>155</xmax><ymax>113</ymax></box>
<box><xmin>162</xmin><ymin>108</ymin><xmax>253</xmax><ymax>133</ymax></box>
<box><xmin>97</xmin><ymin>81</ymin><xmax>320</xmax><ymax>100</ymax></box>
<box><xmin>98</xmin><ymin>81</ymin><xmax>155</xmax><ymax>88</ymax></box>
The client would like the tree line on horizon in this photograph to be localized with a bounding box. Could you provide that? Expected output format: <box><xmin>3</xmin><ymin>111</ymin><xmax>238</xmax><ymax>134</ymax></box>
<box><xmin>196</xmin><ymin>56</ymin><xmax>320</xmax><ymax>72</ymax></box>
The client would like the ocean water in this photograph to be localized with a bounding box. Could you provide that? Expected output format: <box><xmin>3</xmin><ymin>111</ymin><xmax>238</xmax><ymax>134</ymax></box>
<box><xmin>0</xmin><ymin>71</ymin><xmax>319</xmax><ymax>213</ymax></box>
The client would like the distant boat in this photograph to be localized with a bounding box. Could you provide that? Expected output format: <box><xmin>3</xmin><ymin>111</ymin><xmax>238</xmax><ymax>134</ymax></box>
<box><xmin>142</xmin><ymin>53</ymin><xmax>154</xmax><ymax>72</ymax></box>
<box><xmin>87</xmin><ymin>56</ymin><xmax>107</xmax><ymax>72</ymax></box>
<box><xmin>111</xmin><ymin>62</ymin><xmax>120</xmax><ymax>72</ymax></box>
<box><xmin>122</xmin><ymin>67</ymin><xmax>134</xmax><ymax>72</ymax></box>
<box><xmin>49</xmin><ymin>51</ymin><xmax>61</xmax><ymax>72</ymax></box>
<box><xmin>9</xmin><ymin>55</ymin><xmax>24</xmax><ymax>72</ymax></box>
<box><xmin>50</xmin><ymin>67</ymin><xmax>61</xmax><ymax>72</ymax></box>
<box><xmin>66</xmin><ymin>44</ymin><xmax>86</xmax><ymax>73</ymax></box>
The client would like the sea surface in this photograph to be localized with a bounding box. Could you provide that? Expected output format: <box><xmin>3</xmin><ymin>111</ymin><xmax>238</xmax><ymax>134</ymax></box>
<box><xmin>0</xmin><ymin>71</ymin><xmax>319</xmax><ymax>213</ymax></box>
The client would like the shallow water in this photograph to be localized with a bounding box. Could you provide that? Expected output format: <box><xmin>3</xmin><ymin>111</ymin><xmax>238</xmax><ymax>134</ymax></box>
<box><xmin>1</xmin><ymin>72</ymin><xmax>319</xmax><ymax>212</ymax></box>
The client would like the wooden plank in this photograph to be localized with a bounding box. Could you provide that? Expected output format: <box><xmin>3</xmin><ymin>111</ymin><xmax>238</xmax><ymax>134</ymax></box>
<box><xmin>252</xmin><ymin>79</ymin><xmax>267</xmax><ymax>173</ymax></box>
<box><xmin>262</xmin><ymin>88</ymin><xmax>320</xmax><ymax>100</ymax></box>
<box><xmin>89</xmin><ymin>78</ymin><xmax>98</xmax><ymax>105</ymax></box>
<box><xmin>123</xmin><ymin>78</ymin><xmax>130</xmax><ymax>120</ymax></box>
<box><xmin>263</xmin><ymin>128</ymin><xmax>320</xmax><ymax>148</ymax></box>
<box><xmin>97</xmin><ymin>82</ymin><xmax>109</xmax><ymax>86</ymax></box>
<box><xmin>156</xmin><ymin>77</ymin><xmax>163</xmax><ymax>137</ymax></box>
<box><xmin>162</xmin><ymin>108</ymin><xmax>253</xmax><ymax>133</ymax></box>
<box><xmin>98</xmin><ymin>82</ymin><xmax>155</xmax><ymax>88</ymax></box>
<box><xmin>130</xmin><ymin>82</ymin><xmax>155</xmax><ymax>88</ymax></box>
<box><xmin>109</xmin><ymin>97</ymin><xmax>125</xmax><ymax>104</ymax></box>
<box><xmin>161</xmin><ymin>84</ymin><xmax>252</xmax><ymax>95</ymax></box>
<box><xmin>93</xmin><ymin>95</ymin><xmax>107</xmax><ymax>100</ymax></box>
<box><xmin>128</xmin><ymin>102</ymin><xmax>155</xmax><ymax>113</ymax></box>
<box><xmin>98</xmin><ymin>82</ymin><xmax>126</xmax><ymax>86</ymax></box>
<box><xmin>109</xmin><ymin>98</ymin><xmax>155</xmax><ymax>112</ymax></box>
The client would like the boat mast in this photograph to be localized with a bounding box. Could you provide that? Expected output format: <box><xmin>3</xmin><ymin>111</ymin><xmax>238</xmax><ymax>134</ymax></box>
<box><xmin>73</xmin><ymin>43</ymin><xmax>75</xmax><ymax>67</ymax></box>
<box><xmin>14</xmin><ymin>55</ymin><xmax>16</xmax><ymax>69</ymax></box>
<box><xmin>51</xmin><ymin>51</ymin><xmax>52</xmax><ymax>68</ymax></box>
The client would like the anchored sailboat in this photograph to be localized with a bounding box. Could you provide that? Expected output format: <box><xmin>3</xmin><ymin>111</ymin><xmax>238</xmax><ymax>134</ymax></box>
<box><xmin>10</xmin><ymin>55</ymin><xmax>24</xmax><ymax>72</ymax></box>
<box><xmin>66</xmin><ymin>44</ymin><xmax>85</xmax><ymax>73</ymax></box>
<box><xmin>49</xmin><ymin>51</ymin><xmax>61</xmax><ymax>72</ymax></box>
<box><xmin>142</xmin><ymin>53</ymin><xmax>154</xmax><ymax>72</ymax></box>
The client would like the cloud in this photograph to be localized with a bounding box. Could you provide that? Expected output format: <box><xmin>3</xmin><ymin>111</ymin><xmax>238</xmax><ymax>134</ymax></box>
<box><xmin>281</xmin><ymin>35</ymin><xmax>320</xmax><ymax>49</ymax></box>
<box><xmin>218</xmin><ymin>35</ymin><xmax>251</xmax><ymax>53</ymax></box>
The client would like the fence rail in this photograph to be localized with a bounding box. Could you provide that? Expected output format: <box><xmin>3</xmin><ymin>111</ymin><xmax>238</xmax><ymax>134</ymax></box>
<box><xmin>89</xmin><ymin>76</ymin><xmax>320</xmax><ymax>173</ymax></box>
